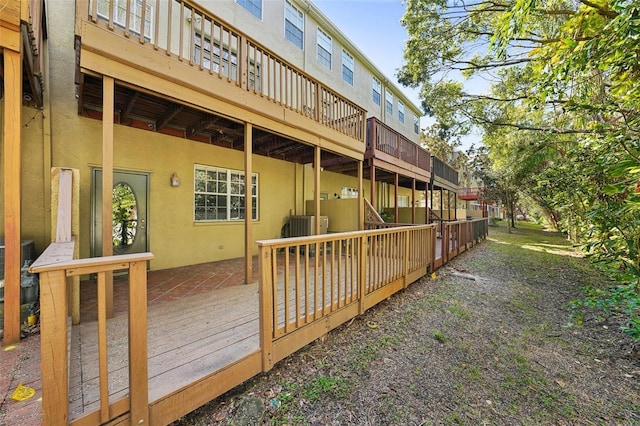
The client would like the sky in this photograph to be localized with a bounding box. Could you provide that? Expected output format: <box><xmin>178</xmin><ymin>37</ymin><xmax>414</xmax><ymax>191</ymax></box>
<box><xmin>312</xmin><ymin>0</ymin><xmax>482</xmax><ymax>150</ymax></box>
<box><xmin>313</xmin><ymin>0</ymin><xmax>419</xmax><ymax>106</ymax></box>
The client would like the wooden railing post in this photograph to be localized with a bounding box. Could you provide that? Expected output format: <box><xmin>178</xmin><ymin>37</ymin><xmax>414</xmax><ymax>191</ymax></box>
<box><xmin>129</xmin><ymin>260</ymin><xmax>150</xmax><ymax>425</ymax></box>
<box><xmin>358</xmin><ymin>235</ymin><xmax>367</xmax><ymax>314</ymax></box>
<box><xmin>403</xmin><ymin>229</ymin><xmax>410</xmax><ymax>289</ymax></box>
<box><xmin>40</xmin><ymin>269</ymin><xmax>70</xmax><ymax>425</ymax></box>
<box><xmin>258</xmin><ymin>245</ymin><xmax>274</xmax><ymax>371</ymax></box>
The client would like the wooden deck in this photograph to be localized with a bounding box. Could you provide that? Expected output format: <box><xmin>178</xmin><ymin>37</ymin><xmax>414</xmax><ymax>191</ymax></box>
<box><xmin>69</xmin><ymin>282</ymin><xmax>260</xmax><ymax>419</ymax></box>
<box><xmin>1</xmin><ymin>220</ymin><xmax>487</xmax><ymax>425</ymax></box>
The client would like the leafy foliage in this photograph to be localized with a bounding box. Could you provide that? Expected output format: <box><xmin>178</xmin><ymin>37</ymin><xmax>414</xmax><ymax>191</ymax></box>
<box><xmin>400</xmin><ymin>0</ymin><xmax>640</xmax><ymax>339</ymax></box>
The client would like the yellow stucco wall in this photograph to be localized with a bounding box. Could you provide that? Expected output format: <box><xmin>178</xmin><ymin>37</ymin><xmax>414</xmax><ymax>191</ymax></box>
<box><xmin>47</xmin><ymin>115</ymin><xmax>298</xmax><ymax>270</ymax></box>
<box><xmin>0</xmin><ymin>103</ymin><xmax>48</xmax><ymax>254</ymax></box>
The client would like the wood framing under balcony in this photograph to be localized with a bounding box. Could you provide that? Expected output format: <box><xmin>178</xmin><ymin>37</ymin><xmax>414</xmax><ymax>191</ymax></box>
<box><xmin>74</xmin><ymin>0</ymin><xmax>366</xmax><ymax>161</ymax></box>
<box><xmin>320</xmin><ymin>118</ymin><xmax>431</xmax><ymax>190</ymax></box>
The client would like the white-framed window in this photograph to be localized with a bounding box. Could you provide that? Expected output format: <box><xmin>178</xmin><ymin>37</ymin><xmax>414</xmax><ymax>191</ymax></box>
<box><xmin>372</xmin><ymin>77</ymin><xmax>381</xmax><ymax>106</ymax></box>
<box><xmin>96</xmin><ymin>0</ymin><xmax>154</xmax><ymax>41</ymax></box>
<box><xmin>236</xmin><ymin>0</ymin><xmax>262</xmax><ymax>19</ymax></box>
<box><xmin>341</xmin><ymin>186</ymin><xmax>358</xmax><ymax>199</ymax></box>
<box><xmin>317</xmin><ymin>28</ymin><xmax>332</xmax><ymax>69</ymax></box>
<box><xmin>414</xmin><ymin>115</ymin><xmax>420</xmax><ymax>134</ymax></box>
<box><xmin>342</xmin><ymin>50</ymin><xmax>354</xmax><ymax>85</ymax></box>
<box><xmin>194</xmin><ymin>165</ymin><xmax>258</xmax><ymax>221</ymax></box>
<box><xmin>194</xmin><ymin>34</ymin><xmax>238</xmax><ymax>79</ymax></box>
<box><xmin>398</xmin><ymin>195</ymin><xmax>410</xmax><ymax>208</ymax></box>
<box><xmin>398</xmin><ymin>101</ymin><xmax>405</xmax><ymax>124</ymax></box>
<box><xmin>284</xmin><ymin>0</ymin><xmax>304</xmax><ymax>49</ymax></box>
<box><xmin>249</xmin><ymin>60</ymin><xmax>261</xmax><ymax>91</ymax></box>
<box><xmin>385</xmin><ymin>91</ymin><xmax>393</xmax><ymax>116</ymax></box>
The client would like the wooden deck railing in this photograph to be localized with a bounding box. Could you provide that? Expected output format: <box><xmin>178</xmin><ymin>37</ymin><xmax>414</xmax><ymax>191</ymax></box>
<box><xmin>366</xmin><ymin>118</ymin><xmax>430</xmax><ymax>174</ymax></box>
<box><xmin>28</xmin><ymin>218</ymin><xmax>487</xmax><ymax>425</ymax></box>
<box><xmin>257</xmin><ymin>224</ymin><xmax>435</xmax><ymax>370</ymax></box>
<box><xmin>442</xmin><ymin>218</ymin><xmax>488</xmax><ymax>263</ymax></box>
<box><xmin>30</xmin><ymin>245</ymin><xmax>154</xmax><ymax>426</ymax></box>
<box><xmin>83</xmin><ymin>0</ymin><xmax>366</xmax><ymax>142</ymax></box>
<box><xmin>432</xmin><ymin>156</ymin><xmax>459</xmax><ymax>186</ymax></box>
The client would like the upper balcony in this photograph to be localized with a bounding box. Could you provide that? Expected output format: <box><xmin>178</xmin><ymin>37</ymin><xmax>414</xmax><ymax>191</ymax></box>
<box><xmin>458</xmin><ymin>187</ymin><xmax>481</xmax><ymax>201</ymax></box>
<box><xmin>75</xmin><ymin>0</ymin><xmax>366</xmax><ymax>160</ymax></box>
<box><xmin>432</xmin><ymin>156</ymin><xmax>459</xmax><ymax>192</ymax></box>
<box><xmin>363</xmin><ymin>117</ymin><xmax>431</xmax><ymax>186</ymax></box>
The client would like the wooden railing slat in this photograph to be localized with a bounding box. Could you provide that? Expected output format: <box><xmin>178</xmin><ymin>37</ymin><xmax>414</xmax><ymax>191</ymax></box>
<box><xmin>97</xmin><ymin>272</ymin><xmax>110</xmax><ymax>423</ymax></box>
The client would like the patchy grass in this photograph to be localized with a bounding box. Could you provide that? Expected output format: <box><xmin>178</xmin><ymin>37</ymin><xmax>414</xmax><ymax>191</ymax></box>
<box><xmin>172</xmin><ymin>221</ymin><xmax>639</xmax><ymax>426</ymax></box>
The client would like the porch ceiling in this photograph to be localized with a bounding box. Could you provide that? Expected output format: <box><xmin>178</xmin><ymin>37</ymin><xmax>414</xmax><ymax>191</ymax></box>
<box><xmin>78</xmin><ymin>73</ymin><xmax>329</xmax><ymax>165</ymax></box>
<box><xmin>77</xmin><ymin>74</ymin><xmax>427</xmax><ymax>191</ymax></box>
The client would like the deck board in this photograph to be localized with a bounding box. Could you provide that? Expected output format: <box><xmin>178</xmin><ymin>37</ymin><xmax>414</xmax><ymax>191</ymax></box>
<box><xmin>69</xmin><ymin>282</ymin><xmax>260</xmax><ymax>421</ymax></box>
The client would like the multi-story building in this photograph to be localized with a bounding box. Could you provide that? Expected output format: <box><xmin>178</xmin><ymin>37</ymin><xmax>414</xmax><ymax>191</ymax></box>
<box><xmin>1</xmin><ymin>0</ymin><xmax>458</xmax><ymax>342</ymax></box>
<box><xmin>1</xmin><ymin>4</ymin><xmax>474</xmax><ymax>423</ymax></box>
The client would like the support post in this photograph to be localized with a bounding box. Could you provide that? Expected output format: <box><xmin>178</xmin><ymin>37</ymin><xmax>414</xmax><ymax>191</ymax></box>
<box><xmin>3</xmin><ymin>49</ymin><xmax>22</xmax><ymax>344</ymax></box>
<box><xmin>244</xmin><ymin>123</ymin><xmax>253</xmax><ymax>284</ymax></box>
<box><xmin>102</xmin><ymin>76</ymin><xmax>115</xmax><ymax>318</ymax></box>
<box><xmin>314</xmin><ymin>146</ymin><xmax>321</xmax><ymax>235</ymax></box>
<box><xmin>394</xmin><ymin>173</ymin><xmax>399</xmax><ymax>223</ymax></box>
<box><xmin>357</xmin><ymin>160</ymin><xmax>364</xmax><ymax>230</ymax></box>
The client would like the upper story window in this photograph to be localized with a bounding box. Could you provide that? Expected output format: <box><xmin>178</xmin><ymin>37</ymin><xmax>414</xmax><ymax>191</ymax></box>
<box><xmin>372</xmin><ymin>77</ymin><xmax>381</xmax><ymax>106</ymax></box>
<box><xmin>194</xmin><ymin>165</ymin><xmax>259</xmax><ymax>222</ymax></box>
<box><xmin>285</xmin><ymin>0</ymin><xmax>304</xmax><ymax>49</ymax></box>
<box><xmin>385</xmin><ymin>91</ymin><xmax>393</xmax><ymax>116</ymax></box>
<box><xmin>317</xmin><ymin>28</ymin><xmax>332</xmax><ymax>70</ymax></box>
<box><xmin>97</xmin><ymin>0</ymin><xmax>154</xmax><ymax>41</ymax></box>
<box><xmin>194</xmin><ymin>34</ymin><xmax>237</xmax><ymax>80</ymax></box>
<box><xmin>342</xmin><ymin>50</ymin><xmax>354</xmax><ymax>86</ymax></box>
<box><xmin>398</xmin><ymin>101</ymin><xmax>405</xmax><ymax>124</ymax></box>
<box><xmin>414</xmin><ymin>115</ymin><xmax>420</xmax><ymax>134</ymax></box>
<box><xmin>236</xmin><ymin>0</ymin><xmax>262</xmax><ymax>19</ymax></box>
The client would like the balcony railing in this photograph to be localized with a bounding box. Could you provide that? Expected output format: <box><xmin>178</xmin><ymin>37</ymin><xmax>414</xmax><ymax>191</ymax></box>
<box><xmin>83</xmin><ymin>0</ymin><xmax>365</xmax><ymax>142</ymax></box>
<box><xmin>459</xmin><ymin>187</ymin><xmax>481</xmax><ymax>200</ymax></box>
<box><xmin>432</xmin><ymin>156</ymin><xmax>459</xmax><ymax>186</ymax></box>
<box><xmin>366</xmin><ymin>118</ymin><xmax>430</xmax><ymax>174</ymax></box>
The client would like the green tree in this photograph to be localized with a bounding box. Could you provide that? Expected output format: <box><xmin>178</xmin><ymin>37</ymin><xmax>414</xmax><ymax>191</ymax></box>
<box><xmin>399</xmin><ymin>0</ymin><xmax>640</xmax><ymax>340</ymax></box>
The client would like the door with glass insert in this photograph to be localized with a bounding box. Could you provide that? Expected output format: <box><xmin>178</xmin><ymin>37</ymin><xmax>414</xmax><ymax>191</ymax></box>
<box><xmin>92</xmin><ymin>170</ymin><xmax>149</xmax><ymax>256</ymax></box>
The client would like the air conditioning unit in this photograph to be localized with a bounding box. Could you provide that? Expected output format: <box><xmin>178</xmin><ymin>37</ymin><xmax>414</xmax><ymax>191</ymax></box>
<box><xmin>0</xmin><ymin>239</ymin><xmax>35</xmax><ymax>280</ymax></box>
<box><xmin>289</xmin><ymin>216</ymin><xmax>329</xmax><ymax>237</ymax></box>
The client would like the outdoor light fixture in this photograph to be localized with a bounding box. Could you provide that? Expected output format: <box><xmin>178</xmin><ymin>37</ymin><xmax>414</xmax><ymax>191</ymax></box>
<box><xmin>170</xmin><ymin>173</ymin><xmax>181</xmax><ymax>187</ymax></box>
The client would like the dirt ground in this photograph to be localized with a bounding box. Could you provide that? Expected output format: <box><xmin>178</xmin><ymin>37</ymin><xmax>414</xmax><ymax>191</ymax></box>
<box><xmin>173</xmin><ymin>223</ymin><xmax>639</xmax><ymax>425</ymax></box>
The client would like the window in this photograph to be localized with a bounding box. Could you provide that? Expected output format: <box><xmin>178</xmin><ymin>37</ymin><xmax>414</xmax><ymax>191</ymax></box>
<box><xmin>372</xmin><ymin>77</ymin><xmax>381</xmax><ymax>106</ymax></box>
<box><xmin>236</xmin><ymin>0</ymin><xmax>262</xmax><ymax>19</ymax></box>
<box><xmin>194</xmin><ymin>165</ymin><xmax>258</xmax><ymax>221</ymax></box>
<box><xmin>385</xmin><ymin>91</ymin><xmax>393</xmax><ymax>116</ymax></box>
<box><xmin>398</xmin><ymin>195</ymin><xmax>410</xmax><ymax>208</ymax></box>
<box><xmin>194</xmin><ymin>34</ymin><xmax>237</xmax><ymax>79</ymax></box>
<box><xmin>285</xmin><ymin>0</ymin><xmax>304</xmax><ymax>49</ymax></box>
<box><xmin>342</xmin><ymin>50</ymin><xmax>354</xmax><ymax>85</ymax></box>
<box><xmin>341</xmin><ymin>187</ymin><xmax>358</xmax><ymax>199</ymax></box>
<box><xmin>398</xmin><ymin>101</ymin><xmax>405</xmax><ymax>124</ymax></box>
<box><xmin>249</xmin><ymin>60</ymin><xmax>261</xmax><ymax>91</ymax></box>
<box><xmin>414</xmin><ymin>115</ymin><xmax>420</xmax><ymax>134</ymax></box>
<box><xmin>317</xmin><ymin>28</ymin><xmax>332</xmax><ymax>69</ymax></box>
<box><xmin>97</xmin><ymin>0</ymin><xmax>154</xmax><ymax>40</ymax></box>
